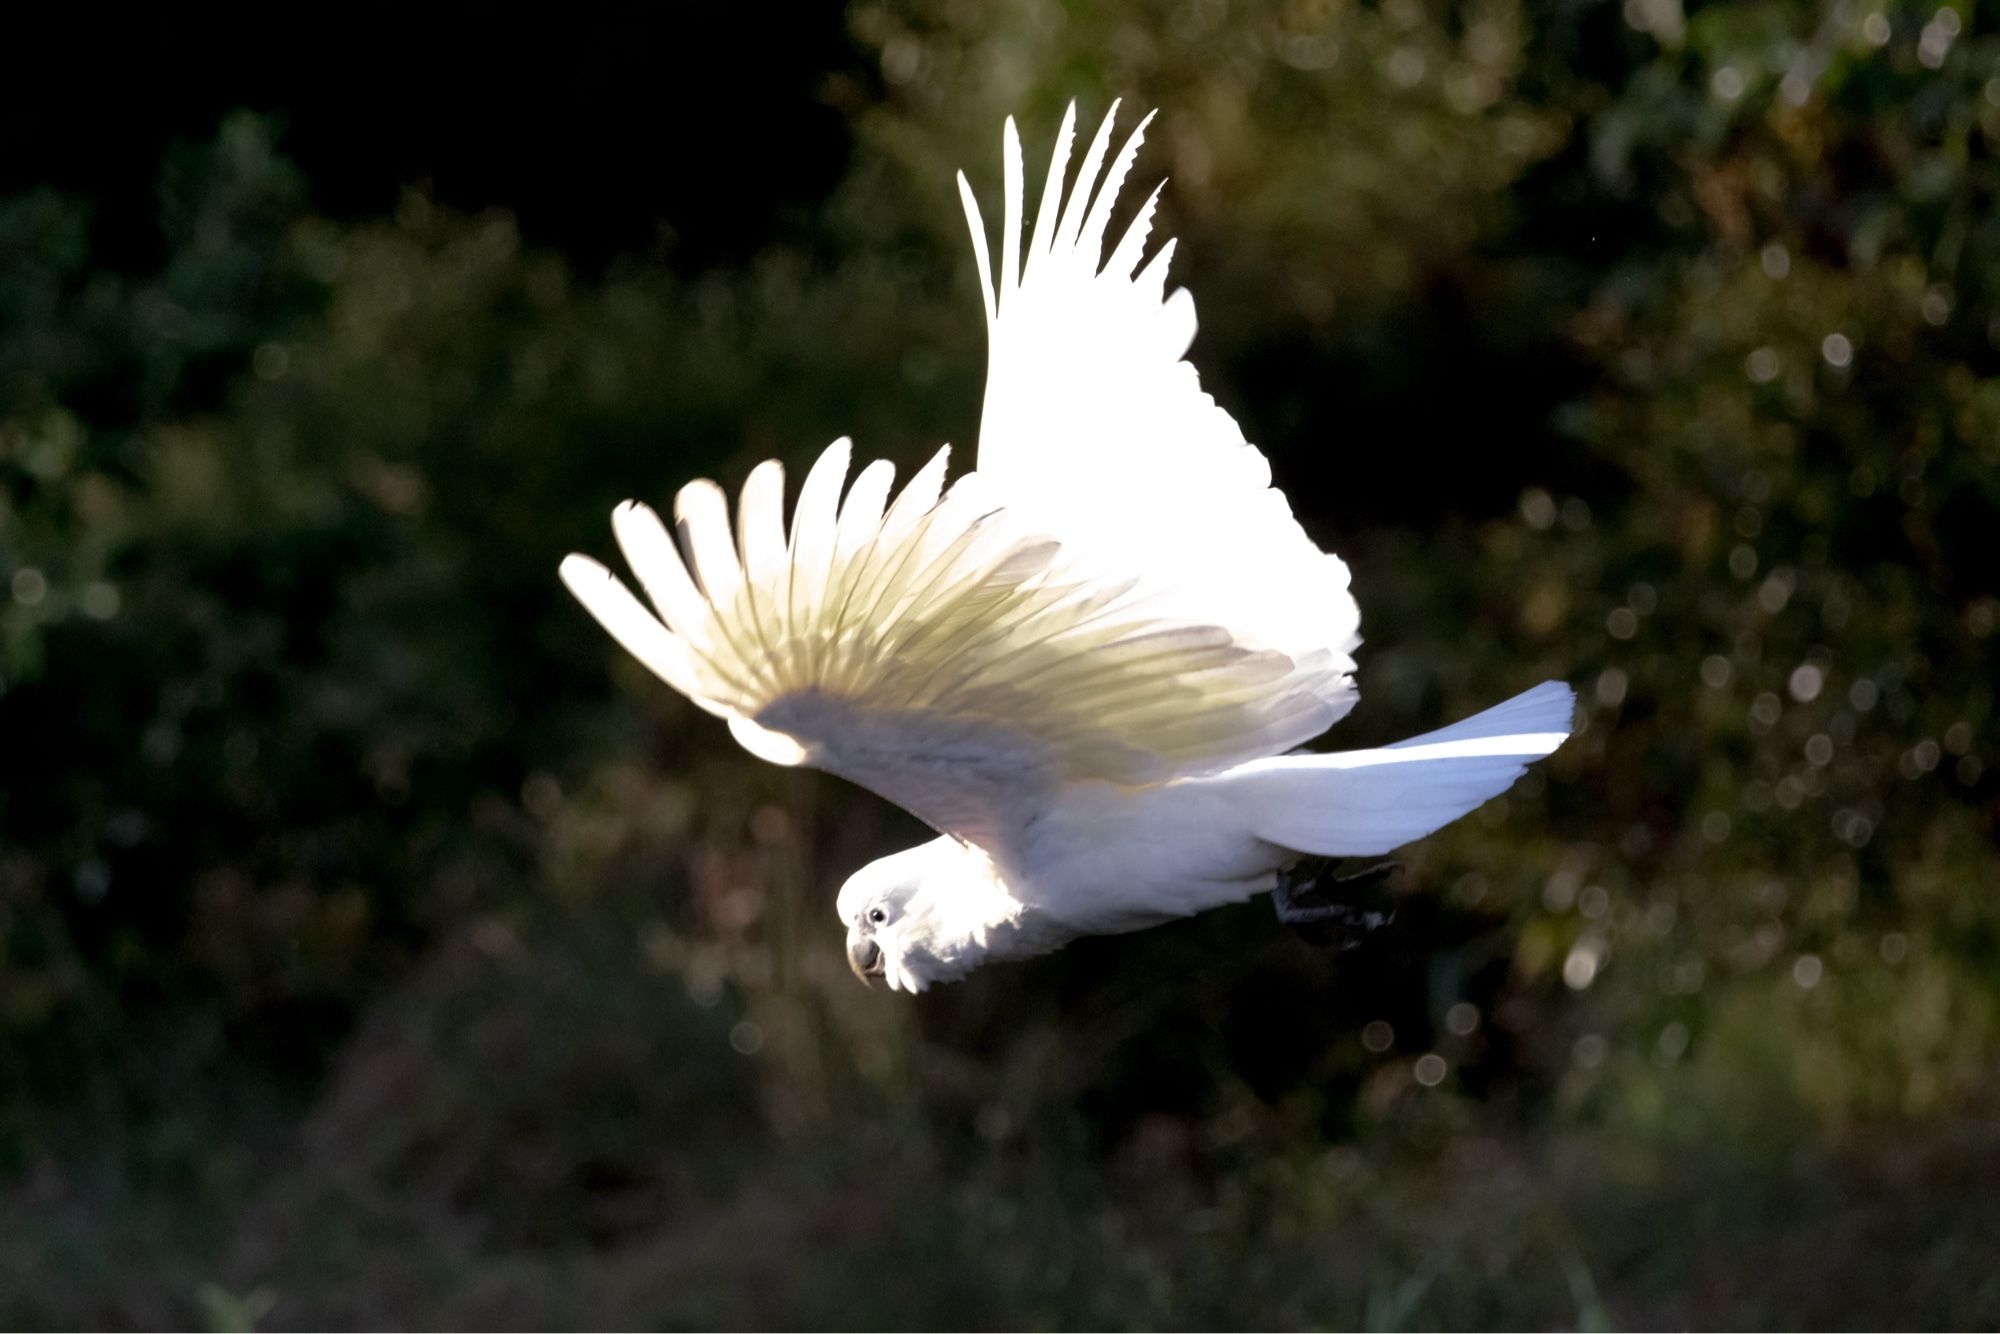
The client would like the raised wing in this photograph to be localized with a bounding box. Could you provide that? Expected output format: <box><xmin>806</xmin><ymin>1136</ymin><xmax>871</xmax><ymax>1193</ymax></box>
<box><xmin>958</xmin><ymin>103</ymin><xmax>1361</xmax><ymax>721</ymax></box>
<box><xmin>561</xmin><ymin>439</ymin><xmax>1346</xmax><ymax>847</ymax></box>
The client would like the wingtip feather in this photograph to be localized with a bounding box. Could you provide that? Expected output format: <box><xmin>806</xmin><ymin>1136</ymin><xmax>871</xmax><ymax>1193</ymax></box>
<box><xmin>559</xmin><ymin>553</ymin><xmax>706</xmax><ymax>700</ymax></box>
<box><xmin>1060</xmin><ymin>100</ymin><xmax>1122</xmax><ymax>253</ymax></box>
<box><xmin>673</xmin><ymin>478</ymin><xmax>743</xmax><ymax>602</ymax></box>
<box><xmin>611</xmin><ymin>497</ymin><xmax>713</xmax><ymax>639</ymax></box>
<box><xmin>1078</xmin><ymin>108</ymin><xmax>1154</xmax><ymax>267</ymax></box>
<box><xmin>957</xmin><ymin>171</ymin><xmax>998</xmax><ymax>325</ymax></box>
<box><xmin>1001</xmin><ymin>116</ymin><xmax>1025</xmax><ymax>304</ymax></box>
<box><xmin>1025</xmin><ymin>101</ymin><xmax>1078</xmax><ymax>271</ymax></box>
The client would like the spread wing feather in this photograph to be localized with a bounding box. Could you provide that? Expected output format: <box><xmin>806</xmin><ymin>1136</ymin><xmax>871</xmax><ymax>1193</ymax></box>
<box><xmin>563</xmin><ymin>438</ymin><xmax>1344</xmax><ymax>846</ymax></box>
<box><xmin>959</xmin><ymin>103</ymin><xmax>1362</xmax><ymax>721</ymax></box>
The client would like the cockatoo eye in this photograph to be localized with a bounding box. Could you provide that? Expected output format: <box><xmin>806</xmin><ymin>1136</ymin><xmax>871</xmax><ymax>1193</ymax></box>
<box><xmin>868</xmin><ymin>907</ymin><xmax>888</xmax><ymax>926</ymax></box>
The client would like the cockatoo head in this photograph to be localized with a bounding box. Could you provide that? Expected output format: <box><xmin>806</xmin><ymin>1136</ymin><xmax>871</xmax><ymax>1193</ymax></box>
<box><xmin>837</xmin><ymin>836</ymin><xmax>1008</xmax><ymax>993</ymax></box>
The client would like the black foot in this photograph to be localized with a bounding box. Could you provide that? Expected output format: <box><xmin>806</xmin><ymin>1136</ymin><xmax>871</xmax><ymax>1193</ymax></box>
<box><xmin>1273</xmin><ymin>857</ymin><xmax>1400</xmax><ymax>950</ymax></box>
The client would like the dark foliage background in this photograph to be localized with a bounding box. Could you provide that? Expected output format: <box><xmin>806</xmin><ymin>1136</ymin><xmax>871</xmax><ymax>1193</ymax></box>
<box><xmin>4</xmin><ymin>1</ymin><xmax>1999</xmax><ymax>1327</ymax></box>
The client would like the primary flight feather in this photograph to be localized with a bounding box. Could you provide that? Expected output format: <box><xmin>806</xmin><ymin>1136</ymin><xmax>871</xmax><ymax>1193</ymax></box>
<box><xmin>562</xmin><ymin>103</ymin><xmax>1573</xmax><ymax>992</ymax></box>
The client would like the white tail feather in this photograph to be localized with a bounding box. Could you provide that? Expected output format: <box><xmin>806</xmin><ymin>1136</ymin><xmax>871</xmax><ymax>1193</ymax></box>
<box><xmin>1230</xmin><ymin>682</ymin><xmax>1576</xmax><ymax>857</ymax></box>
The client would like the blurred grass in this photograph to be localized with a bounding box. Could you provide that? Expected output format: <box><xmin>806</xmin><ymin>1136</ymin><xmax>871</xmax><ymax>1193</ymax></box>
<box><xmin>4</xmin><ymin>1</ymin><xmax>2000</xmax><ymax>1328</ymax></box>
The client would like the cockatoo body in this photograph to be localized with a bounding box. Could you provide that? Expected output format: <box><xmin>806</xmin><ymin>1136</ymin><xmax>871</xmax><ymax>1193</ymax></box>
<box><xmin>563</xmin><ymin>104</ymin><xmax>1573</xmax><ymax>991</ymax></box>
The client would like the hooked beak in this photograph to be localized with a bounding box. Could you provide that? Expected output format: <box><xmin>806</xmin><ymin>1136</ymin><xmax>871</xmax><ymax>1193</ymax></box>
<box><xmin>847</xmin><ymin>933</ymin><xmax>885</xmax><ymax>988</ymax></box>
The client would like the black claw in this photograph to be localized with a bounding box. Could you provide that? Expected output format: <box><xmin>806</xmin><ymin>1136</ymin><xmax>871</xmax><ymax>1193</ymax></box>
<box><xmin>1273</xmin><ymin>857</ymin><xmax>1402</xmax><ymax>950</ymax></box>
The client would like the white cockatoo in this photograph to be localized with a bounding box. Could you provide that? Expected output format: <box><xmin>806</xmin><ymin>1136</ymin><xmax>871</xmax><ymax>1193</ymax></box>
<box><xmin>562</xmin><ymin>103</ymin><xmax>1573</xmax><ymax>992</ymax></box>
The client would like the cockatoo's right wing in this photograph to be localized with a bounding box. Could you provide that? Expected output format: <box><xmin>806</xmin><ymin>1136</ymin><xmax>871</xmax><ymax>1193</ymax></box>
<box><xmin>958</xmin><ymin>104</ymin><xmax>1361</xmax><ymax>727</ymax></box>
<box><xmin>562</xmin><ymin>439</ymin><xmax>1347</xmax><ymax>851</ymax></box>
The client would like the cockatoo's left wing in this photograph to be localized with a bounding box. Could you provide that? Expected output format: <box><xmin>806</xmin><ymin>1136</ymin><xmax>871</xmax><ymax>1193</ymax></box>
<box><xmin>562</xmin><ymin>439</ymin><xmax>1345</xmax><ymax>849</ymax></box>
<box><xmin>959</xmin><ymin>103</ymin><xmax>1361</xmax><ymax>730</ymax></box>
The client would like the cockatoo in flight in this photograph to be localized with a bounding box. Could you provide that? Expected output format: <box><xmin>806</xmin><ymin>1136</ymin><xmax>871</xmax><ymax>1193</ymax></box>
<box><xmin>562</xmin><ymin>104</ymin><xmax>1573</xmax><ymax>992</ymax></box>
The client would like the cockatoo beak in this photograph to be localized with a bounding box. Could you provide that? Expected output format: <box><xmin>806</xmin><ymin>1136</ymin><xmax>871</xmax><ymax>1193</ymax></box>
<box><xmin>847</xmin><ymin>932</ymin><xmax>885</xmax><ymax>987</ymax></box>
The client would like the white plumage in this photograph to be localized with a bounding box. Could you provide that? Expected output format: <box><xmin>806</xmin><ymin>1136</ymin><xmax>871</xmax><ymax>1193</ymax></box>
<box><xmin>562</xmin><ymin>104</ymin><xmax>1572</xmax><ymax>991</ymax></box>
